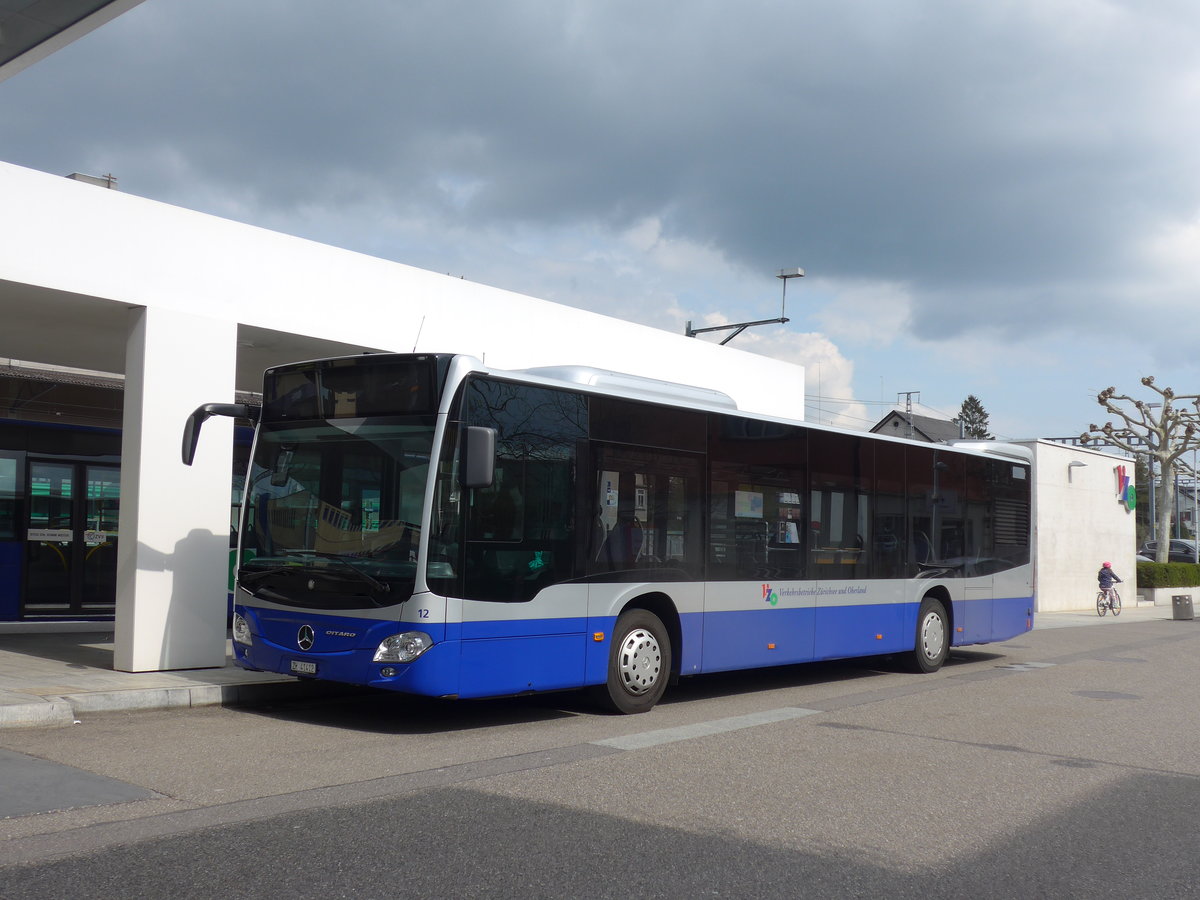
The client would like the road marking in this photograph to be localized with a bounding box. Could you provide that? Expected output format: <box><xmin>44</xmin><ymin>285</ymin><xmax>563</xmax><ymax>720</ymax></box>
<box><xmin>591</xmin><ymin>707</ymin><xmax>822</xmax><ymax>750</ymax></box>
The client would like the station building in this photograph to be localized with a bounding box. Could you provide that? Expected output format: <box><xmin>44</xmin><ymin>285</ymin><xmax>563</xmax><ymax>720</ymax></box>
<box><xmin>1020</xmin><ymin>440</ymin><xmax>1136</xmax><ymax>611</ymax></box>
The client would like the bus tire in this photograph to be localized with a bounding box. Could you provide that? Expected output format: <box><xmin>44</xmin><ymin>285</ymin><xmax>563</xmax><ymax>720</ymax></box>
<box><xmin>905</xmin><ymin>596</ymin><xmax>949</xmax><ymax>673</ymax></box>
<box><xmin>592</xmin><ymin>609</ymin><xmax>671</xmax><ymax>714</ymax></box>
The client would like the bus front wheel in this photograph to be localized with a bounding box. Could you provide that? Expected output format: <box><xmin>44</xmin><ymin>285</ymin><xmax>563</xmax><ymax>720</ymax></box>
<box><xmin>592</xmin><ymin>609</ymin><xmax>671</xmax><ymax>714</ymax></box>
<box><xmin>905</xmin><ymin>596</ymin><xmax>949</xmax><ymax>673</ymax></box>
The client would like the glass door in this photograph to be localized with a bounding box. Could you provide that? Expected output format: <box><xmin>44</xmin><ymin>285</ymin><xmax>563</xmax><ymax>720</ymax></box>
<box><xmin>24</xmin><ymin>461</ymin><xmax>119</xmax><ymax>617</ymax></box>
<box><xmin>24</xmin><ymin>462</ymin><xmax>74</xmax><ymax>614</ymax></box>
<box><xmin>82</xmin><ymin>465</ymin><xmax>120</xmax><ymax>610</ymax></box>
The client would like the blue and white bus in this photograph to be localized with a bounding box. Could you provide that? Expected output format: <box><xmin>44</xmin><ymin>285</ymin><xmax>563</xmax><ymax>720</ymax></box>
<box><xmin>184</xmin><ymin>352</ymin><xmax>1033</xmax><ymax>713</ymax></box>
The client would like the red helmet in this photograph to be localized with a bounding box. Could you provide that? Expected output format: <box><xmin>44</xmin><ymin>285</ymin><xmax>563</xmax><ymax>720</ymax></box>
<box><xmin>1102</xmin><ymin>562</ymin><xmax>1111</xmax><ymax>568</ymax></box>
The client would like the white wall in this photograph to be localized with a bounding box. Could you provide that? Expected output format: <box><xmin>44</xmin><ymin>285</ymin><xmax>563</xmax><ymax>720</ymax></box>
<box><xmin>1026</xmin><ymin>441</ymin><xmax>1135</xmax><ymax>611</ymax></box>
<box><xmin>115</xmin><ymin>307</ymin><xmax>235</xmax><ymax>671</ymax></box>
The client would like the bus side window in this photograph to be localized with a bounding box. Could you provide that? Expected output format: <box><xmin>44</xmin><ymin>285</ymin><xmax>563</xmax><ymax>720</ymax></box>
<box><xmin>873</xmin><ymin>443</ymin><xmax>905</xmax><ymax>577</ymax></box>
<box><xmin>587</xmin><ymin>450</ymin><xmax>702</xmax><ymax>578</ymax></box>
<box><xmin>809</xmin><ymin>432</ymin><xmax>872</xmax><ymax>579</ymax></box>
<box><xmin>461</xmin><ymin>377</ymin><xmax>588</xmax><ymax>601</ymax></box>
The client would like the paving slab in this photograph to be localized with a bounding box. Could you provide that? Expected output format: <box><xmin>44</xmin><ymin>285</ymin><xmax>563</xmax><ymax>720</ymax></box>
<box><xmin>0</xmin><ymin>748</ymin><xmax>158</xmax><ymax>818</ymax></box>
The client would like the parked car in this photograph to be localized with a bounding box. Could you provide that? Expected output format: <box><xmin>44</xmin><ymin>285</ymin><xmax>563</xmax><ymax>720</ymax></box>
<box><xmin>1139</xmin><ymin>539</ymin><xmax>1199</xmax><ymax>563</ymax></box>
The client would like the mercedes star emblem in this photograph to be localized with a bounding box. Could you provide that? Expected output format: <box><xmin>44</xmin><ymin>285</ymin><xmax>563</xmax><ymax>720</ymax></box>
<box><xmin>297</xmin><ymin>625</ymin><xmax>315</xmax><ymax>651</ymax></box>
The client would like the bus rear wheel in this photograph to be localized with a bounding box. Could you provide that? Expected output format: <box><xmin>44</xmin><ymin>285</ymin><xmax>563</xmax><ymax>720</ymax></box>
<box><xmin>592</xmin><ymin>609</ymin><xmax>671</xmax><ymax>714</ymax></box>
<box><xmin>905</xmin><ymin>596</ymin><xmax>949</xmax><ymax>673</ymax></box>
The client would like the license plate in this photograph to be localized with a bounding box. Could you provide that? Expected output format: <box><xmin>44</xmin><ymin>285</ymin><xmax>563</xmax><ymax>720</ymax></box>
<box><xmin>290</xmin><ymin>659</ymin><xmax>317</xmax><ymax>675</ymax></box>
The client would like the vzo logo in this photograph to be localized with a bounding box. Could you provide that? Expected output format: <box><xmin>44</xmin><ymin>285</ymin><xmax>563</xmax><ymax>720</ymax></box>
<box><xmin>1115</xmin><ymin>465</ymin><xmax>1136</xmax><ymax>511</ymax></box>
<box><xmin>762</xmin><ymin>584</ymin><xmax>779</xmax><ymax>606</ymax></box>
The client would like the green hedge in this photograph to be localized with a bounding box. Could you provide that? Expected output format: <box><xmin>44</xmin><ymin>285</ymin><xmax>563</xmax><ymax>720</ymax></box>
<box><xmin>1136</xmin><ymin>561</ymin><xmax>1200</xmax><ymax>588</ymax></box>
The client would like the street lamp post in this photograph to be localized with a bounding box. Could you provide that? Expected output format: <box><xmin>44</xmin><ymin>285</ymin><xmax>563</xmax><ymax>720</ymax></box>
<box><xmin>1146</xmin><ymin>402</ymin><xmax>1161</xmax><ymax>543</ymax></box>
<box><xmin>1181</xmin><ymin>448</ymin><xmax>1200</xmax><ymax>562</ymax></box>
<box><xmin>1149</xmin><ymin>455</ymin><xmax>1156</xmax><ymax>543</ymax></box>
<box><xmin>686</xmin><ymin>267</ymin><xmax>804</xmax><ymax>345</ymax></box>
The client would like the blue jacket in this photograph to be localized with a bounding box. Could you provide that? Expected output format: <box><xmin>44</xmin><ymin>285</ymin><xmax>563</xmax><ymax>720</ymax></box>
<box><xmin>1098</xmin><ymin>566</ymin><xmax>1121</xmax><ymax>589</ymax></box>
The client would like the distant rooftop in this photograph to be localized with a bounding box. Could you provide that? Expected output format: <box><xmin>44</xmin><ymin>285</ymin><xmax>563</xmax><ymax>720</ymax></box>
<box><xmin>870</xmin><ymin>410</ymin><xmax>963</xmax><ymax>443</ymax></box>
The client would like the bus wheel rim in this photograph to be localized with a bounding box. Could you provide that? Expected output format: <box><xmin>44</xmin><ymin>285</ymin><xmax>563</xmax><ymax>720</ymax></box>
<box><xmin>921</xmin><ymin>612</ymin><xmax>945</xmax><ymax>660</ymax></box>
<box><xmin>618</xmin><ymin>628</ymin><xmax>662</xmax><ymax>695</ymax></box>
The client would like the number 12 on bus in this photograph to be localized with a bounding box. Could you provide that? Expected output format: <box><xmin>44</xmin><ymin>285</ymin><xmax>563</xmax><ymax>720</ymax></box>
<box><xmin>183</xmin><ymin>353</ymin><xmax>1033</xmax><ymax>714</ymax></box>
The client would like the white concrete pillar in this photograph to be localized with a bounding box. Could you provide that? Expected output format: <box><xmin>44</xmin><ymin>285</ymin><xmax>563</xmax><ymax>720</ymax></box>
<box><xmin>114</xmin><ymin>307</ymin><xmax>237</xmax><ymax>671</ymax></box>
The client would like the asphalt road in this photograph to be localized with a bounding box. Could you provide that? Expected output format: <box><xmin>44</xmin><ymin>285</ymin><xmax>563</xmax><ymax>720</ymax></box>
<box><xmin>1</xmin><ymin>618</ymin><xmax>1197</xmax><ymax>899</ymax></box>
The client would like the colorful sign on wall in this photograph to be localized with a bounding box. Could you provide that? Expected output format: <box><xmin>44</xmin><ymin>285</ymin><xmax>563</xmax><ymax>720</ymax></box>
<box><xmin>1115</xmin><ymin>465</ymin><xmax>1136</xmax><ymax>511</ymax></box>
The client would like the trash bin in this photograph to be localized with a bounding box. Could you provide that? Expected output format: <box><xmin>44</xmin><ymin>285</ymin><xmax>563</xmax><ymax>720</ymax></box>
<box><xmin>1172</xmin><ymin>595</ymin><xmax>1194</xmax><ymax>621</ymax></box>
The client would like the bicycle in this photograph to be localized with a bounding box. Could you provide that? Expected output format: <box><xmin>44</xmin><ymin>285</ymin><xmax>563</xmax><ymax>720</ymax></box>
<box><xmin>1096</xmin><ymin>587</ymin><xmax>1122</xmax><ymax>617</ymax></box>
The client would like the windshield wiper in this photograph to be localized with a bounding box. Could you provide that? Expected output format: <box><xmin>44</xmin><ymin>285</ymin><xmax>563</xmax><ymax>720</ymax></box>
<box><xmin>285</xmin><ymin>550</ymin><xmax>392</xmax><ymax>595</ymax></box>
<box><xmin>236</xmin><ymin>565</ymin><xmax>306</xmax><ymax>604</ymax></box>
<box><xmin>238</xmin><ymin>565</ymin><xmax>300</xmax><ymax>584</ymax></box>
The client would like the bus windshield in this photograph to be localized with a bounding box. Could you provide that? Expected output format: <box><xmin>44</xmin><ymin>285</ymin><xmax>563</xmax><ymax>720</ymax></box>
<box><xmin>239</xmin><ymin>419</ymin><xmax>435</xmax><ymax>609</ymax></box>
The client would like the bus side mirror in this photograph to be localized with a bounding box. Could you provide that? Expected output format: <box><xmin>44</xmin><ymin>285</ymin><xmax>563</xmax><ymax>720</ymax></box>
<box><xmin>182</xmin><ymin>403</ymin><xmax>255</xmax><ymax>465</ymax></box>
<box><xmin>460</xmin><ymin>426</ymin><xmax>496</xmax><ymax>488</ymax></box>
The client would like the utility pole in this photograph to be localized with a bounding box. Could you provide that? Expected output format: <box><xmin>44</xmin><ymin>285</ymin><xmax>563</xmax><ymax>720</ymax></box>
<box><xmin>898</xmin><ymin>391</ymin><xmax>920</xmax><ymax>441</ymax></box>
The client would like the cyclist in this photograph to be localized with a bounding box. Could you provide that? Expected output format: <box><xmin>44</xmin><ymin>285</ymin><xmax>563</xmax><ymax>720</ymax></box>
<box><xmin>1097</xmin><ymin>561</ymin><xmax>1122</xmax><ymax>608</ymax></box>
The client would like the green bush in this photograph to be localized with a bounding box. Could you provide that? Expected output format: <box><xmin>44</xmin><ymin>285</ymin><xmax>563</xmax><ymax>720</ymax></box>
<box><xmin>1136</xmin><ymin>561</ymin><xmax>1200</xmax><ymax>588</ymax></box>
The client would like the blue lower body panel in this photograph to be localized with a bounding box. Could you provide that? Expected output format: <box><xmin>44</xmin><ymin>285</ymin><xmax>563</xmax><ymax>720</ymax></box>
<box><xmin>993</xmin><ymin>594</ymin><xmax>1034</xmax><ymax>642</ymax></box>
<box><xmin>814</xmin><ymin>602</ymin><xmax>909</xmax><ymax>659</ymax></box>
<box><xmin>698</xmin><ymin>603</ymin><xmax>913</xmax><ymax>673</ymax></box>
<box><xmin>456</xmin><ymin>616</ymin><xmax>589</xmax><ymax>697</ymax></box>
<box><xmin>234</xmin><ymin>592</ymin><xmax>1035</xmax><ymax>700</ymax></box>
<box><xmin>701</xmin><ymin>607</ymin><xmax>816</xmax><ymax>673</ymax></box>
<box><xmin>953</xmin><ymin>597</ymin><xmax>993</xmax><ymax>644</ymax></box>
<box><xmin>235</xmin><ymin>606</ymin><xmax>593</xmax><ymax>700</ymax></box>
<box><xmin>234</xmin><ymin>606</ymin><xmax>458</xmax><ymax>698</ymax></box>
<box><xmin>458</xmin><ymin>632</ymin><xmax>587</xmax><ymax>697</ymax></box>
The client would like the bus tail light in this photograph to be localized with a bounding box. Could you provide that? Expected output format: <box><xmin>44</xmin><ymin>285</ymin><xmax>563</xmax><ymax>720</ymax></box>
<box><xmin>374</xmin><ymin>632</ymin><xmax>433</xmax><ymax>663</ymax></box>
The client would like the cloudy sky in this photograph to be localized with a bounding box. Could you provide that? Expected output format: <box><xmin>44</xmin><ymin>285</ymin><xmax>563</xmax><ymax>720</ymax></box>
<box><xmin>4</xmin><ymin>0</ymin><xmax>1199</xmax><ymax>439</ymax></box>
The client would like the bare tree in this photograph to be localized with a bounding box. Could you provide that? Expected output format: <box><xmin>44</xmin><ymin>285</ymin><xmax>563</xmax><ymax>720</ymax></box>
<box><xmin>1080</xmin><ymin>377</ymin><xmax>1200</xmax><ymax>563</ymax></box>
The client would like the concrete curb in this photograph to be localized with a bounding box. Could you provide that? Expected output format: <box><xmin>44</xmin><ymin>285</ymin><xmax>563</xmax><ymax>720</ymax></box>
<box><xmin>0</xmin><ymin>698</ymin><xmax>76</xmax><ymax>729</ymax></box>
<box><xmin>0</xmin><ymin>680</ymin><xmax>353</xmax><ymax>729</ymax></box>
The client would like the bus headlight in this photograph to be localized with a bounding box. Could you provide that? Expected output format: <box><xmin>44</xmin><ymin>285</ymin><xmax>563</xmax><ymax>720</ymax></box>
<box><xmin>373</xmin><ymin>632</ymin><xmax>433</xmax><ymax>663</ymax></box>
<box><xmin>232</xmin><ymin>613</ymin><xmax>253</xmax><ymax>647</ymax></box>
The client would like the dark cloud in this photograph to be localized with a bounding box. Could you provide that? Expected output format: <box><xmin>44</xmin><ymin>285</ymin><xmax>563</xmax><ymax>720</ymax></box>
<box><xmin>3</xmin><ymin>0</ymin><xmax>1197</xmax><ymax>349</ymax></box>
